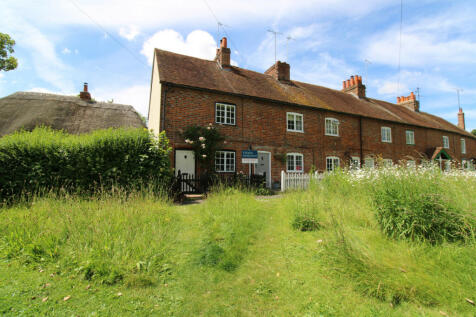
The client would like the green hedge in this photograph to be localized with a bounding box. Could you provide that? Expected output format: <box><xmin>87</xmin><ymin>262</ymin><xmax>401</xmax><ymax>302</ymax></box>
<box><xmin>0</xmin><ymin>127</ymin><xmax>171</xmax><ymax>203</ymax></box>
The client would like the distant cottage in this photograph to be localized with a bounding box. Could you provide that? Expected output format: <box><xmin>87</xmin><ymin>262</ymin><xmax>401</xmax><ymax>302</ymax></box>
<box><xmin>0</xmin><ymin>83</ymin><xmax>145</xmax><ymax>136</ymax></box>
<box><xmin>148</xmin><ymin>37</ymin><xmax>476</xmax><ymax>188</ymax></box>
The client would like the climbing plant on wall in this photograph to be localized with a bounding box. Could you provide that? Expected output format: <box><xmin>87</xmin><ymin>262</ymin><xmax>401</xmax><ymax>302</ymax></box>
<box><xmin>182</xmin><ymin>124</ymin><xmax>225</xmax><ymax>173</ymax></box>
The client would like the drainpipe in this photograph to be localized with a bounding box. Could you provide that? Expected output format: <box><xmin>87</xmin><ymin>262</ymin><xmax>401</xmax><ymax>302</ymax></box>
<box><xmin>161</xmin><ymin>84</ymin><xmax>168</xmax><ymax>132</ymax></box>
<box><xmin>359</xmin><ymin>117</ymin><xmax>363</xmax><ymax>166</ymax></box>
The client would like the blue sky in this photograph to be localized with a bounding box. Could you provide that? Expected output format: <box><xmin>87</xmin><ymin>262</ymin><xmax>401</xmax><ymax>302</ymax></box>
<box><xmin>1</xmin><ymin>0</ymin><xmax>476</xmax><ymax>131</ymax></box>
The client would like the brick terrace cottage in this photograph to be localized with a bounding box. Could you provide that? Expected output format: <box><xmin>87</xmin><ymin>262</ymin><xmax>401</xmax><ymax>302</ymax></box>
<box><xmin>148</xmin><ymin>37</ymin><xmax>476</xmax><ymax>188</ymax></box>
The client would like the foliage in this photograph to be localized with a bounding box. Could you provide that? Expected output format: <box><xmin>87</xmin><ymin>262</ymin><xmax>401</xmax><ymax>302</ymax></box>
<box><xmin>0</xmin><ymin>169</ymin><xmax>475</xmax><ymax>315</ymax></box>
<box><xmin>0</xmin><ymin>33</ymin><xmax>18</xmax><ymax>72</ymax></box>
<box><xmin>0</xmin><ymin>127</ymin><xmax>171</xmax><ymax>203</ymax></box>
<box><xmin>182</xmin><ymin>124</ymin><xmax>224</xmax><ymax>172</ymax></box>
<box><xmin>197</xmin><ymin>189</ymin><xmax>266</xmax><ymax>271</ymax></box>
<box><xmin>472</xmin><ymin>129</ymin><xmax>476</xmax><ymax>136</ymax></box>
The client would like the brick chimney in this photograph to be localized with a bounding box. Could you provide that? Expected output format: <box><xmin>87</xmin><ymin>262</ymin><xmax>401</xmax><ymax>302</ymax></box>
<box><xmin>79</xmin><ymin>82</ymin><xmax>91</xmax><ymax>101</ymax></box>
<box><xmin>458</xmin><ymin>107</ymin><xmax>465</xmax><ymax>130</ymax></box>
<box><xmin>342</xmin><ymin>75</ymin><xmax>366</xmax><ymax>98</ymax></box>
<box><xmin>396</xmin><ymin>92</ymin><xmax>419</xmax><ymax>112</ymax></box>
<box><xmin>215</xmin><ymin>37</ymin><xmax>231</xmax><ymax>68</ymax></box>
<box><xmin>264</xmin><ymin>61</ymin><xmax>290</xmax><ymax>82</ymax></box>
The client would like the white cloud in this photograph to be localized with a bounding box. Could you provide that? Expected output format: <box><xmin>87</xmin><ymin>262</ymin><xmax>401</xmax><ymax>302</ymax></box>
<box><xmin>95</xmin><ymin>84</ymin><xmax>150</xmax><ymax>116</ymax></box>
<box><xmin>293</xmin><ymin>53</ymin><xmax>355</xmax><ymax>89</ymax></box>
<box><xmin>119</xmin><ymin>25</ymin><xmax>140</xmax><ymax>41</ymax></box>
<box><xmin>29</xmin><ymin>87</ymin><xmax>67</xmax><ymax>95</ymax></box>
<box><xmin>4</xmin><ymin>0</ymin><xmax>396</xmax><ymax>30</ymax></box>
<box><xmin>62</xmin><ymin>47</ymin><xmax>71</xmax><ymax>54</ymax></box>
<box><xmin>364</xmin><ymin>11</ymin><xmax>476</xmax><ymax>68</ymax></box>
<box><xmin>141</xmin><ymin>29</ymin><xmax>217</xmax><ymax>65</ymax></box>
<box><xmin>377</xmin><ymin>81</ymin><xmax>409</xmax><ymax>96</ymax></box>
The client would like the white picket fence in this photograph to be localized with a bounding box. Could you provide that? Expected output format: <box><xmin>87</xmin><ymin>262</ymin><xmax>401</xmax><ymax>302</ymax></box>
<box><xmin>280</xmin><ymin>171</ymin><xmax>324</xmax><ymax>191</ymax></box>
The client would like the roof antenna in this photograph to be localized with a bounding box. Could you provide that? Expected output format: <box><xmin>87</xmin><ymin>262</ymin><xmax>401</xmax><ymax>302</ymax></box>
<box><xmin>267</xmin><ymin>29</ymin><xmax>282</xmax><ymax>65</ymax></box>
<box><xmin>415</xmin><ymin>87</ymin><xmax>420</xmax><ymax>101</ymax></box>
<box><xmin>364</xmin><ymin>59</ymin><xmax>372</xmax><ymax>84</ymax></box>
<box><xmin>285</xmin><ymin>36</ymin><xmax>295</xmax><ymax>62</ymax></box>
<box><xmin>216</xmin><ymin>22</ymin><xmax>229</xmax><ymax>46</ymax></box>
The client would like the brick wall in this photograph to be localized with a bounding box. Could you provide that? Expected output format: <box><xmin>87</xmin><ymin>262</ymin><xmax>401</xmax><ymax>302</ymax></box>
<box><xmin>161</xmin><ymin>84</ymin><xmax>476</xmax><ymax>184</ymax></box>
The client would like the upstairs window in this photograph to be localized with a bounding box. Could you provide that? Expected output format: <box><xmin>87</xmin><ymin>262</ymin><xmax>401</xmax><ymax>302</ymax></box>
<box><xmin>406</xmin><ymin>130</ymin><xmax>415</xmax><ymax>145</ymax></box>
<box><xmin>287</xmin><ymin>112</ymin><xmax>303</xmax><ymax>132</ymax></box>
<box><xmin>325</xmin><ymin>118</ymin><xmax>339</xmax><ymax>136</ymax></box>
<box><xmin>443</xmin><ymin>136</ymin><xmax>449</xmax><ymax>149</ymax></box>
<box><xmin>461</xmin><ymin>138</ymin><xmax>466</xmax><ymax>154</ymax></box>
<box><xmin>215</xmin><ymin>103</ymin><xmax>235</xmax><ymax>125</ymax></box>
<box><xmin>287</xmin><ymin>153</ymin><xmax>303</xmax><ymax>172</ymax></box>
<box><xmin>381</xmin><ymin>127</ymin><xmax>392</xmax><ymax>143</ymax></box>
<box><xmin>326</xmin><ymin>156</ymin><xmax>340</xmax><ymax>172</ymax></box>
<box><xmin>215</xmin><ymin>151</ymin><xmax>235</xmax><ymax>172</ymax></box>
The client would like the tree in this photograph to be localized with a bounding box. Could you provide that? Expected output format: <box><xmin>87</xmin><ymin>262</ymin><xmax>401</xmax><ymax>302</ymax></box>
<box><xmin>0</xmin><ymin>33</ymin><xmax>18</xmax><ymax>72</ymax></box>
<box><xmin>472</xmin><ymin>129</ymin><xmax>476</xmax><ymax>136</ymax></box>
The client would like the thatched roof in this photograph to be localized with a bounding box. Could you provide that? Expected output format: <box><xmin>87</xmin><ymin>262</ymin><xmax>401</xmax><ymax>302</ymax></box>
<box><xmin>0</xmin><ymin>92</ymin><xmax>145</xmax><ymax>136</ymax></box>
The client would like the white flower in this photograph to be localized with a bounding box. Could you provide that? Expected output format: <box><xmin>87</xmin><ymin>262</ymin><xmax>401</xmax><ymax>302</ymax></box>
<box><xmin>223</xmin><ymin>141</ymin><xmax>227</xmax><ymax>144</ymax></box>
<box><xmin>207</xmin><ymin>126</ymin><xmax>211</xmax><ymax>130</ymax></box>
<box><xmin>189</xmin><ymin>140</ymin><xmax>194</xmax><ymax>144</ymax></box>
<box><xmin>201</xmin><ymin>144</ymin><xmax>206</xmax><ymax>149</ymax></box>
<box><xmin>202</xmin><ymin>154</ymin><xmax>207</xmax><ymax>158</ymax></box>
<box><xmin>199</xmin><ymin>136</ymin><xmax>205</xmax><ymax>142</ymax></box>
<box><xmin>185</xmin><ymin>139</ymin><xmax>190</xmax><ymax>144</ymax></box>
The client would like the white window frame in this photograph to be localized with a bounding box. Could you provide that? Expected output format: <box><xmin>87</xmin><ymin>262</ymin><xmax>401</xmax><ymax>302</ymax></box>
<box><xmin>286</xmin><ymin>153</ymin><xmax>304</xmax><ymax>172</ymax></box>
<box><xmin>383</xmin><ymin>159</ymin><xmax>393</xmax><ymax>167</ymax></box>
<box><xmin>286</xmin><ymin>112</ymin><xmax>304</xmax><ymax>133</ymax></box>
<box><xmin>406</xmin><ymin>160</ymin><xmax>416</xmax><ymax>168</ymax></box>
<box><xmin>350</xmin><ymin>156</ymin><xmax>360</xmax><ymax>169</ymax></box>
<box><xmin>325</xmin><ymin>118</ymin><xmax>339</xmax><ymax>136</ymax></box>
<box><xmin>215</xmin><ymin>102</ymin><xmax>236</xmax><ymax>125</ymax></box>
<box><xmin>461</xmin><ymin>138</ymin><xmax>466</xmax><ymax>154</ymax></box>
<box><xmin>215</xmin><ymin>150</ymin><xmax>235</xmax><ymax>173</ymax></box>
<box><xmin>443</xmin><ymin>136</ymin><xmax>449</xmax><ymax>149</ymax></box>
<box><xmin>364</xmin><ymin>157</ymin><xmax>375</xmax><ymax>169</ymax></box>
<box><xmin>381</xmin><ymin>127</ymin><xmax>392</xmax><ymax>143</ymax></box>
<box><xmin>406</xmin><ymin>130</ymin><xmax>415</xmax><ymax>145</ymax></box>
<box><xmin>326</xmin><ymin>156</ymin><xmax>340</xmax><ymax>172</ymax></box>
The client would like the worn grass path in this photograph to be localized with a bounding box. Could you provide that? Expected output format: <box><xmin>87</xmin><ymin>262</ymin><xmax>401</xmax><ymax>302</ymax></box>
<box><xmin>0</xmin><ymin>187</ymin><xmax>475</xmax><ymax>316</ymax></box>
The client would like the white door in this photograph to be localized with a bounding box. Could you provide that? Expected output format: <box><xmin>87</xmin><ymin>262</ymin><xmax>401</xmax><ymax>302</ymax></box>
<box><xmin>175</xmin><ymin>150</ymin><xmax>195</xmax><ymax>177</ymax></box>
<box><xmin>254</xmin><ymin>152</ymin><xmax>271</xmax><ymax>188</ymax></box>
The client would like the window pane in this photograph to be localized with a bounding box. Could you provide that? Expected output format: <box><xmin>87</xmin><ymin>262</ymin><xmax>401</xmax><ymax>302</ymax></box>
<box><xmin>296</xmin><ymin>117</ymin><xmax>302</xmax><ymax>131</ymax></box>
<box><xmin>287</xmin><ymin>155</ymin><xmax>294</xmax><ymax>171</ymax></box>
<box><xmin>296</xmin><ymin>155</ymin><xmax>303</xmax><ymax>171</ymax></box>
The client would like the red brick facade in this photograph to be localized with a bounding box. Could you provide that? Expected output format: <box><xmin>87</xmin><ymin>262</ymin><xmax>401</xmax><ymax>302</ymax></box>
<box><xmin>159</xmin><ymin>84</ymin><xmax>476</xmax><ymax>186</ymax></box>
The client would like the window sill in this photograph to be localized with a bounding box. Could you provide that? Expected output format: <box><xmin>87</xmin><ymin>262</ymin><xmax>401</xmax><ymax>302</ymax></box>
<box><xmin>381</xmin><ymin>140</ymin><xmax>392</xmax><ymax>143</ymax></box>
<box><xmin>286</xmin><ymin>129</ymin><xmax>304</xmax><ymax>133</ymax></box>
<box><xmin>215</xmin><ymin>122</ymin><xmax>236</xmax><ymax>126</ymax></box>
<box><xmin>325</xmin><ymin>133</ymin><xmax>339</xmax><ymax>137</ymax></box>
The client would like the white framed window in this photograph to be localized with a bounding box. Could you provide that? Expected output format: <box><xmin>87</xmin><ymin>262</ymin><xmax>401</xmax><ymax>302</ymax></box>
<box><xmin>406</xmin><ymin>160</ymin><xmax>416</xmax><ymax>168</ymax></box>
<box><xmin>383</xmin><ymin>159</ymin><xmax>393</xmax><ymax>167</ymax></box>
<box><xmin>215</xmin><ymin>103</ymin><xmax>236</xmax><ymax>125</ymax></box>
<box><xmin>461</xmin><ymin>138</ymin><xmax>466</xmax><ymax>154</ymax></box>
<box><xmin>350</xmin><ymin>156</ymin><xmax>360</xmax><ymax>169</ymax></box>
<box><xmin>215</xmin><ymin>151</ymin><xmax>235</xmax><ymax>172</ymax></box>
<box><xmin>443</xmin><ymin>136</ymin><xmax>449</xmax><ymax>149</ymax></box>
<box><xmin>406</xmin><ymin>130</ymin><xmax>415</xmax><ymax>145</ymax></box>
<box><xmin>326</xmin><ymin>156</ymin><xmax>340</xmax><ymax>172</ymax></box>
<box><xmin>364</xmin><ymin>157</ymin><xmax>375</xmax><ymax>169</ymax></box>
<box><xmin>381</xmin><ymin>127</ymin><xmax>392</xmax><ymax>143</ymax></box>
<box><xmin>287</xmin><ymin>153</ymin><xmax>304</xmax><ymax>172</ymax></box>
<box><xmin>325</xmin><ymin>118</ymin><xmax>339</xmax><ymax>136</ymax></box>
<box><xmin>287</xmin><ymin>112</ymin><xmax>303</xmax><ymax>132</ymax></box>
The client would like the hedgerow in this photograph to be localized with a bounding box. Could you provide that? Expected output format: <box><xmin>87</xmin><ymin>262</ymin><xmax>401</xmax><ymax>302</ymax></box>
<box><xmin>0</xmin><ymin>127</ymin><xmax>171</xmax><ymax>203</ymax></box>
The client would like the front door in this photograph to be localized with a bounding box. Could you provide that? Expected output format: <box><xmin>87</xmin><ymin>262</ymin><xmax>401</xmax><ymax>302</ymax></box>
<box><xmin>175</xmin><ymin>150</ymin><xmax>195</xmax><ymax>177</ymax></box>
<box><xmin>255</xmin><ymin>152</ymin><xmax>271</xmax><ymax>188</ymax></box>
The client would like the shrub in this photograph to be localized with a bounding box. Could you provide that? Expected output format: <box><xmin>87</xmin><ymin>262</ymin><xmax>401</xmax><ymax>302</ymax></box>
<box><xmin>0</xmin><ymin>127</ymin><xmax>171</xmax><ymax>203</ymax></box>
<box><xmin>292</xmin><ymin>213</ymin><xmax>320</xmax><ymax>231</ymax></box>
<box><xmin>372</xmin><ymin>170</ymin><xmax>474</xmax><ymax>244</ymax></box>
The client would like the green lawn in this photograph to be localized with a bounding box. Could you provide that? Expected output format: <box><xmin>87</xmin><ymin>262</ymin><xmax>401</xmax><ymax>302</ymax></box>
<box><xmin>1</xmin><ymin>170</ymin><xmax>475</xmax><ymax>316</ymax></box>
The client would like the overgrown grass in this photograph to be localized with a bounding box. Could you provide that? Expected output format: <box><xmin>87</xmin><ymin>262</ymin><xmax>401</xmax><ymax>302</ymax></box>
<box><xmin>0</xmin><ymin>168</ymin><xmax>475</xmax><ymax>315</ymax></box>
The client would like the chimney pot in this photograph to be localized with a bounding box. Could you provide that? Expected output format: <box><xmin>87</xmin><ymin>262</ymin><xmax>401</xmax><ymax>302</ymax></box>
<box><xmin>79</xmin><ymin>82</ymin><xmax>92</xmax><ymax>101</ymax></box>
<box><xmin>215</xmin><ymin>37</ymin><xmax>231</xmax><ymax>68</ymax></box>
<box><xmin>83</xmin><ymin>82</ymin><xmax>88</xmax><ymax>92</ymax></box>
<box><xmin>457</xmin><ymin>108</ymin><xmax>466</xmax><ymax>130</ymax></box>
<box><xmin>343</xmin><ymin>81</ymin><xmax>346</xmax><ymax>89</ymax></box>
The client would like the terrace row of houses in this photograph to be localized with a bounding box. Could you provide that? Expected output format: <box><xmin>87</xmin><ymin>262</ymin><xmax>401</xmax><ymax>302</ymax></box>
<box><xmin>148</xmin><ymin>37</ymin><xmax>475</xmax><ymax>188</ymax></box>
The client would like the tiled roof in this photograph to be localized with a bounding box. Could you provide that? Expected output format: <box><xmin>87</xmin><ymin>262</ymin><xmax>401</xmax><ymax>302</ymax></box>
<box><xmin>155</xmin><ymin>49</ymin><xmax>474</xmax><ymax>138</ymax></box>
